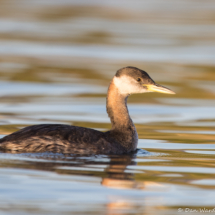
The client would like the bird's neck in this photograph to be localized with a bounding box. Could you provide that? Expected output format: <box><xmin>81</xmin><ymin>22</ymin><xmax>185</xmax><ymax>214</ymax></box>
<box><xmin>106</xmin><ymin>78</ymin><xmax>138</xmax><ymax>151</ymax></box>
<box><xmin>106</xmin><ymin>79</ymin><xmax>131</xmax><ymax>129</ymax></box>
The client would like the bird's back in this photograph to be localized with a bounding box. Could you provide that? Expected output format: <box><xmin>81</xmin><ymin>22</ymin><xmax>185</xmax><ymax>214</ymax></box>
<box><xmin>0</xmin><ymin>124</ymin><xmax>125</xmax><ymax>154</ymax></box>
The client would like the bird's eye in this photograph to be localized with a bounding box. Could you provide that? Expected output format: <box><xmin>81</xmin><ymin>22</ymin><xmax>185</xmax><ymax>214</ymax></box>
<box><xmin>137</xmin><ymin>78</ymin><xmax>141</xmax><ymax>82</ymax></box>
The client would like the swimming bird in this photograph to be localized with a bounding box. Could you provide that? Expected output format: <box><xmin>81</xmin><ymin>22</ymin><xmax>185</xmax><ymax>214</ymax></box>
<box><xmin>0</xmin><ymin>66</ymin><xmax>175</xmax><ymax>155</ymax></box>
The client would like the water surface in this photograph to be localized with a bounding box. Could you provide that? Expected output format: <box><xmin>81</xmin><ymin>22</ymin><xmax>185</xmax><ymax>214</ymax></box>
<box><xmin>0</xmin><ymin>0</ymin><xmax>215</xmax><ymax>214</ymax></box>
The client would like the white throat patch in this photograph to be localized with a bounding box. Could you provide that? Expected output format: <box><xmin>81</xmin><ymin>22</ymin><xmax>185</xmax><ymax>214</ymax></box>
<box><xmin>113</xmin><ymin>75</ymin><xmax>146</xmax><ymax>95</ymax></box>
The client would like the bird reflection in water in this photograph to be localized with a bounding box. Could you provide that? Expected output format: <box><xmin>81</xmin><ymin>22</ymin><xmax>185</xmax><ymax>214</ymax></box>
<box><xmin>0</xmin><ymin>151</ymin><xmax>167</xmax><ymax>213</ymax></box>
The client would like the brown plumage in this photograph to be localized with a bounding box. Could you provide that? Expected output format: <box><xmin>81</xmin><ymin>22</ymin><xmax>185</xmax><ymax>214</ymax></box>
<box><xmin>0</xmin><ymin>66</ymin><xmax>175</xmax><ymax>155</ymax></box>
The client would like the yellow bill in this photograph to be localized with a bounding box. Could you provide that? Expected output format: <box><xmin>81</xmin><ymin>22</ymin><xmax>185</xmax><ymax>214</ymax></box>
<box><xmin>143</xmin><ymin>83</ymin><xmax>175</xmax><ymax>94</ymax></box>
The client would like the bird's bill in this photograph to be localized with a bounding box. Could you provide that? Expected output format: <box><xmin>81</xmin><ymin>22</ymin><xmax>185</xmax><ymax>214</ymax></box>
<box><xmin>143</xmin><ymin>83</ymin><xmax>175</xmax><ymax>94</ymax></box>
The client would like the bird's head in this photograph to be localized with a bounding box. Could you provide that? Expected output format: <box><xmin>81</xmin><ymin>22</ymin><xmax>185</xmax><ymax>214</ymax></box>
<box><xmin>113</xmin><ymin>66</ymin><xmax>175</xmax><ymax>96</ymax></box>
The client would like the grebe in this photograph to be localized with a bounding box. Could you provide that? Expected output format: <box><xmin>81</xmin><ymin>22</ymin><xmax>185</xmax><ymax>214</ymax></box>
<box><xmin>0</xmin><ymin>66</ymin><xmax>175</xmax><ymax>155</ymax></box>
